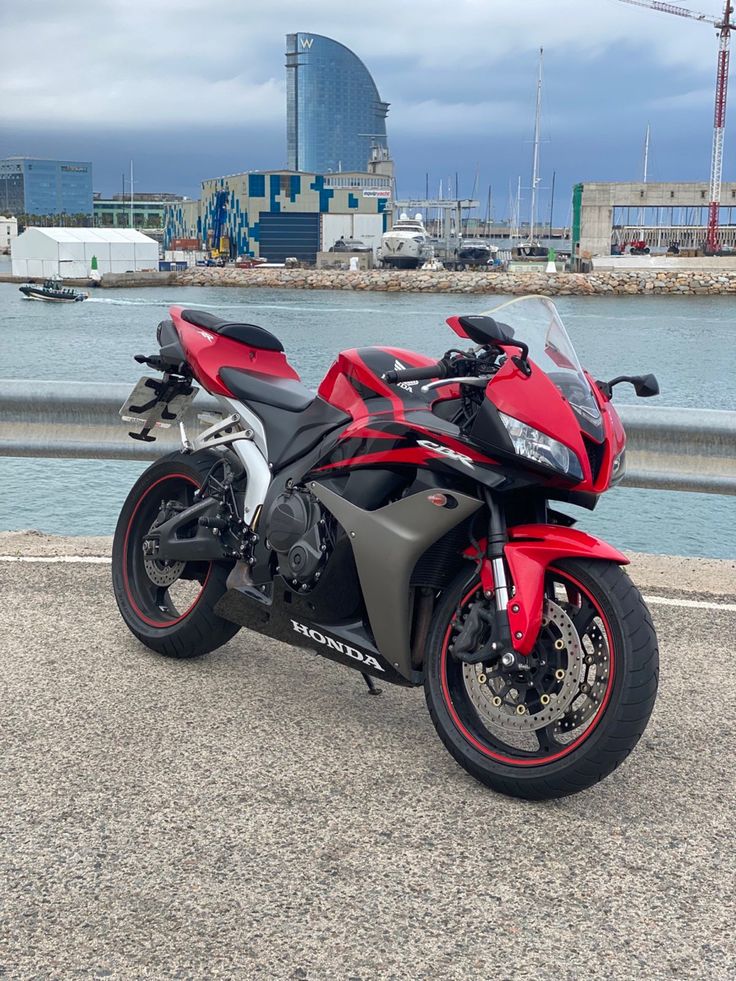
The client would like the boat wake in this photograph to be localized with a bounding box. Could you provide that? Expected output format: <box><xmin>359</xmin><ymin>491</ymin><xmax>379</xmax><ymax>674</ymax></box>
<box><xmin>86</xmin><ymin>297</ymin><xmax>387</xmax><ymax>314</ymax></box>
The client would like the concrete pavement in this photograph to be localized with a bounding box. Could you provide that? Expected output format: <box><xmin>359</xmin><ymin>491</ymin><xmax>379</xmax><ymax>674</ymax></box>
<box><xmin>1</xmin><ymin>532</ymin><xmax>735</xmax><ymax>980</ymax></box>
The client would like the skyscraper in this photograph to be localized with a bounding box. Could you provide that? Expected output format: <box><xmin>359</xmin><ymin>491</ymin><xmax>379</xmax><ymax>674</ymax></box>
<box><xmin>286</xmin><ymin>33</ymin><xmax>389</xmax><ymax>174</ymax></box>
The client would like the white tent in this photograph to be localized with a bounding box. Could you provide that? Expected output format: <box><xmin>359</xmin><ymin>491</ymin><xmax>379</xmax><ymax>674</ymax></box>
<box><xmin>11</xmin><ymin>227</ymin><xmax>159</xmax><ymax>278</ymax></box>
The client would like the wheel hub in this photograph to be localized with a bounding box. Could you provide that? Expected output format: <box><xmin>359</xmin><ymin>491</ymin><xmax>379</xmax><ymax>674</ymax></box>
<box><xmin>142</xmin><ymin>505</ymin><xmax>186</xmax><ymax>587</ymax></box>
<box><xmin>462</xmin><ymin>598</ymin><xmax>585</xmax><ymax>732</ymax></box>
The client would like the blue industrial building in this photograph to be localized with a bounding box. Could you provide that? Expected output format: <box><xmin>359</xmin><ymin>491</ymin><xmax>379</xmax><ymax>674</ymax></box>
<box><xmin>165</xmin><ymin>169</ymin><xmax>392</xmax><ymax>263</ymax></box>
<box><xmin>0</xmin><ymin>157</ymin><xmax>93</xmax><ymax>217</ymax></box>
<box><xmin>286</xmin><ymin>33</ymin><xmax>389</xmax><ymax>174</ymax></box>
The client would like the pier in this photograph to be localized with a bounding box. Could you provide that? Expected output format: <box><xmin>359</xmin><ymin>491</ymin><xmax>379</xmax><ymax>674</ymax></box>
<box><xmin>1</xmin><ymin>531</ymin><xmax>734</xmax><ymax>977</ymax></box>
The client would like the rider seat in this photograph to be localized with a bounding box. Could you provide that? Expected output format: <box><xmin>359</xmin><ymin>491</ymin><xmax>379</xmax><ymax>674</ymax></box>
<box><xmin>180</xmin><ymin>308</ymin><xmax>284</xmax><ymax>352</ymax></box>
<box><xmin>219</xmin><ymin>367</ymin><xmax>314</xmax><ymax>412</ymax></box>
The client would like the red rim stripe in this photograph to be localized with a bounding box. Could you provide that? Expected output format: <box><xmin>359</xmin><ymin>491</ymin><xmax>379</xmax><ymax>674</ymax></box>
<box><xmin>122</xmin><ymin>473</ymin><xmax>212</xmax><ymax>629</ymax></box>
<box><xmin>439</xmin><ymin>571</ymin><xmax>616</xmax><ymax>767</ymax></box>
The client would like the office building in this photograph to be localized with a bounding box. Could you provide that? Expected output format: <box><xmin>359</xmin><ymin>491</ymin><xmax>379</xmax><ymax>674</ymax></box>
<box><xmin>0</xmin><ymin>157</ymin><xmax>93</xmax><ymax>217</ymax></box>
<box><xmin>93</xmin><ymin>193</ymin><xmax>185</xmax><ymax>230</ymax></box>
<box><xmin>286</xmin><ymin>33</ymin><xmax>389</xmax><ymax>174</ymax></box>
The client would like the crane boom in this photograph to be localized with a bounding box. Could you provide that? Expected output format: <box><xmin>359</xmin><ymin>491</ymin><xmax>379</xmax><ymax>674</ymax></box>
<box><xmin>616</xmin><ymin>0</ymin><xmax>734</xmax><ymax>252</ymax></box>
<box><xmin>707</xmin><ymin>2</ymin><xmax>733</xmax><ymax>251</ymax></box>
<box><xmin>617</xmin><ymin>0</ymin><xmax>718</xmax><ymax>25</ymax></box>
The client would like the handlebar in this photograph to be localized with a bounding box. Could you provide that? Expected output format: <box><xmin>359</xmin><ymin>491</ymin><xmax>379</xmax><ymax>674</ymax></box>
<box><xmin>382</xmin><ymin>360</ymin><xmax>449</xmax><ymax>385</ymax></box>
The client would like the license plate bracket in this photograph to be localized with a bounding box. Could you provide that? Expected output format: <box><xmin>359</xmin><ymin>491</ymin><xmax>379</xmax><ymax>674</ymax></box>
<box><xmin>120</xmin><ymin>376</ymin><xmax>198</xmax><ymax>442</ymax></box>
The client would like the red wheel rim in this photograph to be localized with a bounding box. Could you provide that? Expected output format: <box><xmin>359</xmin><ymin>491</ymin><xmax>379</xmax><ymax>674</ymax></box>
<box><xmin>122</xmin><ymin>473</ymin><xmax>212</xmax><ymax>629</ymax></box>
<box><xmin>439</xmin><ymin>569</ymin><xmax>616</xmax><ymax>767</ymax></box>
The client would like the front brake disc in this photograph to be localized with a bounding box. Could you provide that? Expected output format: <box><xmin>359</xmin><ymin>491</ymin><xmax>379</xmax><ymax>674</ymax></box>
<box><xmin>555</xmin><ymin>622</ymin><xmax>611</xmax><ymax>733</ymax></box>
<box><xmin>462</xmin><ymin>598</ymin><xmax>585</xmax><ymax>732</ymax></box>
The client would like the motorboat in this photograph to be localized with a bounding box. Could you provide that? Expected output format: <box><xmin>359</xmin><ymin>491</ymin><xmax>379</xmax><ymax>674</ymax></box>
<box><xmin>19</xmin><ymin>276</ymin><xmax>88</xmax><ymax>302</ymax></box>
<box><xmin>457</xmin><ymin>239</ymin><xmax>497</xmax><ymax>266</ymax></box>
<box><xmin>511</xmin><ymin>241</ymin><xmax>549</xmax><ymax>261</ymax></box>
<box><xmin>380</xmin><ymin>213</ymin><xmax>431</xmax><ymax>269</ymax></box>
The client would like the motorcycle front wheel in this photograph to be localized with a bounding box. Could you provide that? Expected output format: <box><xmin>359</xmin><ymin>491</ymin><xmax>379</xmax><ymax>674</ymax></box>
<box><xmin>424</xmin><ymin>559</ymin><xmax>659</xmax><ymax>800</ymax></box>
<box><xmin>112</xmin><ymin>451</ymin><xmax>240</xmax><ymax>659</ymax></box>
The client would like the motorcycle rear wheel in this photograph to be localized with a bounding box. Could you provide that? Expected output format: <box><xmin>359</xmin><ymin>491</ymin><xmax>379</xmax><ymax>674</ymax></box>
<box><xmin>424</xmin><ymin>558</ymin><xmax>658</xmax><ymax>800</ymax></box>
<box><xmin>112</xmin><ymin>451</ymin><xmax>240</xmax><ymax>659</ymax></box>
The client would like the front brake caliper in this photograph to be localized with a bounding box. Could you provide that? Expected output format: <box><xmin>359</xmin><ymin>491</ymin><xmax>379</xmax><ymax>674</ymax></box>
<box><xmin>450</xmin><ymin>601</ymin><xmax>499</xmax><ymax>665</ymax></box>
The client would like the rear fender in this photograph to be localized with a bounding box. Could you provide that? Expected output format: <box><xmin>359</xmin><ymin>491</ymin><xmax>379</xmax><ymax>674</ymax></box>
<box><xmin>465</xmin><ymin>526</ymin><xmax>629</xmax><ymax>655</ymax></box>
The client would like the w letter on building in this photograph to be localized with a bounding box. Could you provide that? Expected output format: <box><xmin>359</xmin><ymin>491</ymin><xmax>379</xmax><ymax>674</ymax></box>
<box><xmin>300</xmin><ymin>37</ymin><xmax>314</xmax><ymax>49</ymax></box>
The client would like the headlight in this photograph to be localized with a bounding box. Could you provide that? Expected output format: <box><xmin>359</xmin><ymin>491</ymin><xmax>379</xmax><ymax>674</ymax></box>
<box><xmin>498</xmin><ymin>412</ymin><xmax>584</xmax><ymax>481</ymax></box>
<box><xmin>610</xmin><ymin>447</ymin><xmax>626</xmax><ymax>485</ymax></box>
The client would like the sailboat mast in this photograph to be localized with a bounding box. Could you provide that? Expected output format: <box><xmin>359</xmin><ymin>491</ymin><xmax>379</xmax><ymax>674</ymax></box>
<box><xmin>638</xmin><ymin>125</ymin><xmax>650</xmax><ymax>236</ymax></box>
<box><xmin>529</xmin><ymin>48</ymin><xmax>543</xmax><ymax>243</ymax></box>
<box><xmin>516</xmin><ymin>176</ymin><xmax>522</xmax><ymax>241</ymax></box>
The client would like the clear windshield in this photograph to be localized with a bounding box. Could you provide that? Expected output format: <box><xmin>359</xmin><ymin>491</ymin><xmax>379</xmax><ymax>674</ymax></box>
<box><xmin>481</xmin><ymin>295</ymin><xmax>601</xmax><ymax>424</ymax></box>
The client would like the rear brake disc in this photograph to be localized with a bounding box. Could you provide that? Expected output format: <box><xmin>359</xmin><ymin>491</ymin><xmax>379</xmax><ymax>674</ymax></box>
<box><xmin>143</xmin><ymin>557</ymin><xmax>186</xmax><ymax>587</ymax></box>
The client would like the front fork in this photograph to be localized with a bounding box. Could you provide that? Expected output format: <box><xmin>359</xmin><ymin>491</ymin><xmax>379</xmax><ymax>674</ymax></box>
<box><xmin>482</xmin><ymin>491</ymin><xmax>527</xmax><ymax>670</ymax></box>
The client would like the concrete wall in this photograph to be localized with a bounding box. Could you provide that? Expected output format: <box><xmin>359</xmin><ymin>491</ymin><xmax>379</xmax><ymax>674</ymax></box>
<box><xmin>575</xmin><ymin>181</ymin><xmax>736</xmax><ymax>256</ymax></box>
<box><xmin>316</xmin><ymin>251</ymin><xmax>374</xmax><ymax>270</ymax></box>
<box><xmin>593</xmin><ymin>254</ymin><xmax>736</xmax><ymax>272</ymax></box>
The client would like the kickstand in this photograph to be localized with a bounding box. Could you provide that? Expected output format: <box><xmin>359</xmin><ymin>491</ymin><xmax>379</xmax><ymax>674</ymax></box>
<box><xmin>362</xmin><ymin>672</ymin><xmax>382</xmax><ymax>696</ymax></box>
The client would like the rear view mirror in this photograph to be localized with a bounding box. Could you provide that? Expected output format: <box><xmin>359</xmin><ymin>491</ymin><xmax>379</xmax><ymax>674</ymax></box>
<box><xmin>455</xmin><ymin>315</ymin><xmax>515</xmax><ymax>347</ymax></box>
<box><xmin>596</xmin><ymin>373</ymin><xmax>660</xmax><ymax>399</ymax></box>
<box><xmin>631</xmin><ymin>373</ymin><xmax>660</xmax><ymax>398</ymax></box>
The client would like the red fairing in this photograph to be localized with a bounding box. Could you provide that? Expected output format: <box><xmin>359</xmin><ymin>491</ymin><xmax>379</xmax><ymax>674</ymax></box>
<box><xmin>464</xmin><ymin>526</ymin><xmax>629</xmax><ymax>656</ymax></box>
<box><xmin>446</xmin><ymin>315</ymin><xmax>470</xmax><ymax>339</ymax></box>
<box><xmin>318</xmin><ymin>347</ymin><xmax>438</xmax><ymax>421</ymax></box>
<box><xmin>585</xmin><ymin>370</ymin><xmax>627</xmax><ymax>490</ymax></box>
<box><xmin>169</xmin><ymin>306</ymin><xmax>299</xmax><ymax>398</ymax></box>
<box><xmin>487</xmin><ymin>356</ymin><xmax>596</xmax><ymax>487</ymax></box>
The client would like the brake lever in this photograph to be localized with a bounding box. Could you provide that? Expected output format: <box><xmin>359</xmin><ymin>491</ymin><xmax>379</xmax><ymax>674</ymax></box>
<box><xmin>420</xmin><ymin>376</ymin><xmax>492</xmax><ymax>394</ymax></box>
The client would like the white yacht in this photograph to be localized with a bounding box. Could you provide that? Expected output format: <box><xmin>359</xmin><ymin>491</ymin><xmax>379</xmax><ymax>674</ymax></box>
<box><xmin>380</xmin><ymin>213</ymin><xmax>431</xmax><ymax>269</ymax></box>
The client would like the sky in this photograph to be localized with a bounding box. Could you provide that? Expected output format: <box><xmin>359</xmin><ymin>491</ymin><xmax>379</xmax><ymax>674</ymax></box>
<box><xmin>0</xmin><ymin>0</ymin><xmax>730</xmax><ymax>223</ymax></box>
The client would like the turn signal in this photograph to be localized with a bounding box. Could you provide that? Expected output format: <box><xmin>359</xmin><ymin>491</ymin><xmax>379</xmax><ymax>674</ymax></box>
<box><xmin>428</xmin><ymin>493</ymin><xmax>448</xmax><ymax>507</ymax></box>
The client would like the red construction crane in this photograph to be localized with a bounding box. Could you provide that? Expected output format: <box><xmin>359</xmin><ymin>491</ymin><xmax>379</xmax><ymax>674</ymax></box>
<box><xmin>617</xmin><ymin>0</ymin><xmax>735</xmax><ymax>253</ymax></box>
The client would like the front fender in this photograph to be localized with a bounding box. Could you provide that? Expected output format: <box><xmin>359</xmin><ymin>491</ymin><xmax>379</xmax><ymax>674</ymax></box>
<box><xmin>505</xmin><ymin>525</ymin><xmax>629</xmax><ymax>654</ymax></box>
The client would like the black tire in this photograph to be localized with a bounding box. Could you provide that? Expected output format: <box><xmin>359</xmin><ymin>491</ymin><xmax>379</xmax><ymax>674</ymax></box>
<box><xmin>424</xmin><ymin>559</ymin><xmax>659</xmax><ymax>800</ymax></box>
<box><xmin>112</xmin><ymin>450</ymin><xmax>241</xmax><ymax>659</ymax></box>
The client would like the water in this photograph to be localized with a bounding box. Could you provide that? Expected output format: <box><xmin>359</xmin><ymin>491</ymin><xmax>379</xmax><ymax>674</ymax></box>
<box><xmin>1</xmin><ymin>282</ymin><xmax>734</xmax><ymax>558</ymax></box>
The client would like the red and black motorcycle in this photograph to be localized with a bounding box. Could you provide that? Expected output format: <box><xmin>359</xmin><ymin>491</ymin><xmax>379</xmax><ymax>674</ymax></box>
<box><xmin>113</xmin><ymin>295</ymin><xmax>660</xmax><ymax>799</ymax></box>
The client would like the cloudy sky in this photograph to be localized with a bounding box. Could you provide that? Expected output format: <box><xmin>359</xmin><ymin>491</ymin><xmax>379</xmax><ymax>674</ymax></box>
<box><xmin>0</xmin><ymin>0</ymin><xmax>728</xmax><ymax>222</ymax></box>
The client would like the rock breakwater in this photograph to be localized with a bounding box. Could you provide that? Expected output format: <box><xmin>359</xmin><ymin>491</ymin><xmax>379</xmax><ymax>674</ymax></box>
<box><xmin>173</xmin><ymin>266</ymin><xmax>736</xmax><ymax>296</ymax></box>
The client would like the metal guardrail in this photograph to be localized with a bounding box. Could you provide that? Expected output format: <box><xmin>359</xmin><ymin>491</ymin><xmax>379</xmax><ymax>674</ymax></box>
<box><xmin>0</xmin><ymin>380</ymin><xmax>734</xmax><ymax>495</ymax></box>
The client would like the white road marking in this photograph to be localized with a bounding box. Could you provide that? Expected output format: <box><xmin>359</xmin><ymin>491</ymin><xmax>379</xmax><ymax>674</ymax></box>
<box><xmin>643</xmin><ymin>594</ymin><xmax>736</xmax><ymax>613</ymax></box>
<box><xmin>0</xmin><ymin>555</ymin><xmax>112</xmax><ymax>564</ymax></box>
<box><xmin>1</xmin><ymin>557</ymin><xmax>734</xmax><ymax>611</ymax></box>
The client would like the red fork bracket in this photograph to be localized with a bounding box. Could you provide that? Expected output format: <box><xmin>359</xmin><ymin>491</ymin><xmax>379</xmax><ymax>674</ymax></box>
<box><xmin>503</xmin><ymin>525</ymin><xmax>629</xmax><ymax>655</ymax></box>
<box><xmin>479</xmin><ymin>557</ymin><xmax>495</xmax><ymax>595</ymax></box>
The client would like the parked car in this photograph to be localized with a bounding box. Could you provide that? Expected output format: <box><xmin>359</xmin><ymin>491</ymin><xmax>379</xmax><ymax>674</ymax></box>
<box><xmin>329</xmin><ymin>238</ymin><xmax>372</xmax><ymax>253</ymax></box>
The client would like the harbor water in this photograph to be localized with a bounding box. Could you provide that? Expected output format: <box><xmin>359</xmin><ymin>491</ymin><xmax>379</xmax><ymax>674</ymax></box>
<box><xmin>0</xmin><ymin>281</ymin><xmax>733</xmax><ymax>559</ymax></box>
